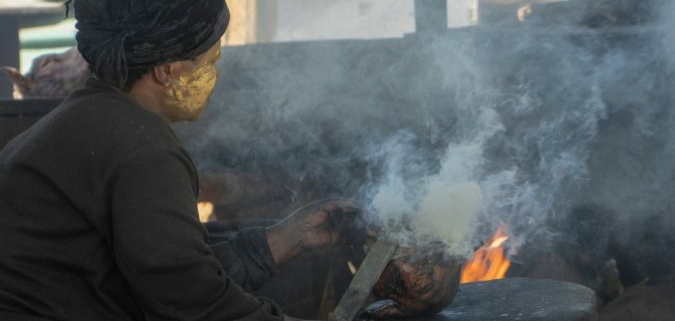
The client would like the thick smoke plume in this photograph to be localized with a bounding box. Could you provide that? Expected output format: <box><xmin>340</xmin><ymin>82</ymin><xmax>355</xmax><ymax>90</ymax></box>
<box><xmin>179</xmin><ymin>0</ymin><xmax>675</xmax><ymax>279</ymax></box>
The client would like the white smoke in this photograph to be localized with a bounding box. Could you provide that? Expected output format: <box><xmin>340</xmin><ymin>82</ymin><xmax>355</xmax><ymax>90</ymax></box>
<box><xmin>180</xmin><ymin>0</ymin><xmax>675</xmax><ymax>280</ymax></box>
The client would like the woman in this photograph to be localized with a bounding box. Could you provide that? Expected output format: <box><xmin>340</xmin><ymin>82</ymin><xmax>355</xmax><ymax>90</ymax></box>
<box><xmin>0</xmin><ymin>0</ymin><xmax>368</xmax><ymax>320</ymax></box>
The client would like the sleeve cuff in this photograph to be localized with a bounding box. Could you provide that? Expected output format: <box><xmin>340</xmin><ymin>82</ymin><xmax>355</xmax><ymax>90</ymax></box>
<box><xmin>211</xmin><ymin>226</ymin><xmax>278</xmax><ymax>290</ymax></box>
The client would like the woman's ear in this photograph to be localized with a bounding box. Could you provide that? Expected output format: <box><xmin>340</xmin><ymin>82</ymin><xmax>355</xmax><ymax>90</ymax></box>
<box><xmin>151</xmin><ymin>62</ymin><xmax>178</xmax><ymax>87</ymax></box>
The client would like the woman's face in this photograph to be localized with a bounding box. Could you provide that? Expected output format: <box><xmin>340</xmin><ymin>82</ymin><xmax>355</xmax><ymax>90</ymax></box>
<box><xmin>163</xmin><ymin>41</ymin><xmax>221</xmax><ymax>122</ymax></box>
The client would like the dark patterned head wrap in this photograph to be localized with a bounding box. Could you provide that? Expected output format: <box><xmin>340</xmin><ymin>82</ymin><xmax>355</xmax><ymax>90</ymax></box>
<box><xmin>68</xmin><ymin>0</ymin><xmax>229</xmax><ymax>90</ymax></box>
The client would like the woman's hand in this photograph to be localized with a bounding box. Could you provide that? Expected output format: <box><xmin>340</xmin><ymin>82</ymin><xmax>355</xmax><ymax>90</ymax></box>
<box><xmin>266</xmin><ymin>197</ymin><xmax>374</xmax><ymax>266</ymax></box>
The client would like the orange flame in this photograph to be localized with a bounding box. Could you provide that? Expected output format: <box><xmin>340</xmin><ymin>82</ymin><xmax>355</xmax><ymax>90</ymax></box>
<box><xmin>197</xmin><ymin>201</ymin><xmax>214</xmax><ymax>222</ymax></box>
<box><xmin>460</xmin><ymin>225</ymin><xmax>511</xmax><ymax>283</ymax></box>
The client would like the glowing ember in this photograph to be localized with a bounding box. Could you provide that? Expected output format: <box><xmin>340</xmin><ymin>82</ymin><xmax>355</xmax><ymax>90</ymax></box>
<box><xmin>460</xmin><ymin>224</ymin><xmax>511</xmax><ymax>283</ymax></box>
<box><xmin>347</xmin><ymin>260</ymin><xmax>357</xmax><ymax>275</ymax></box>
<box><xmin>197</xmin><ymin>201</ymin><xmax>214</xmax><ymax>222</ymax></box>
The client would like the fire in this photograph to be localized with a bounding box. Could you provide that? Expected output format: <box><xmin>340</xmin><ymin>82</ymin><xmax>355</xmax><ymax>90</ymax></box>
<box><xmin>460</xmin><ymin>224</ymin><xmax>511</xmax><ymax>283</ymax></box>
<box><xmin>347</xmin><ymin>260</ymin><xmax>357</xmax><ymax>275</ymax></box>
<box><xmin>197</xmin><ymin>201</ymin><xmax>214</xmax><ymax>222</ymax></box>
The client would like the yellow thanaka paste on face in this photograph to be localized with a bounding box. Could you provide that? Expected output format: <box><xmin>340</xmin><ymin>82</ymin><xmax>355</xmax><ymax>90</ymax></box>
<box><xmin>167</xmin><ymin>63</ymin><xmax>217</xmax><ymax>121</ymax></box>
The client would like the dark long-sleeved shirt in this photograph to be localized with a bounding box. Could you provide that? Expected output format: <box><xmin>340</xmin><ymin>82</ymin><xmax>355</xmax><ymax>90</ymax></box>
<box><xmin>0</xmin><ymin>79</ymin><xmax>282</xmax><ymax>321</ymax></box>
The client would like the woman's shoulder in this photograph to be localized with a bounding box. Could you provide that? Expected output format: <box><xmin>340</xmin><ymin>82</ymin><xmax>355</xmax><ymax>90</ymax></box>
<box><xmin>43</xmin><ymin>87</ymin><xmax>184</xmax><ymax>166</ymax></box>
